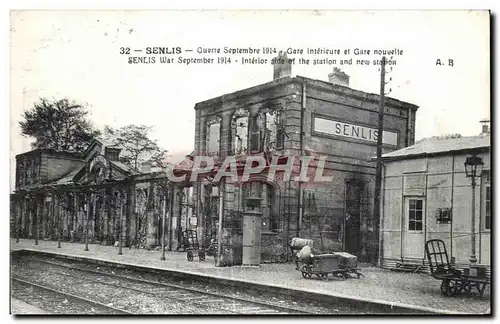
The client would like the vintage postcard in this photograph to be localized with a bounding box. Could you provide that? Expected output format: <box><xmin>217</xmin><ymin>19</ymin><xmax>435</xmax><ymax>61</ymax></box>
<box><xmin>9</xmin><ymin>9</ymin><xmax>491</xmax><ymax>316</ymax></box>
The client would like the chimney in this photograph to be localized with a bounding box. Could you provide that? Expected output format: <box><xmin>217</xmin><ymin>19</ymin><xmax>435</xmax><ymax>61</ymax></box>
<box><xmin>104</xmin><ymin>147</ymin><xmax>121</xmax><ymax>161</ymax></box>
<box><xmin>328</xmin><ymin>67</ymin><xmax>350</xmax><ymax>87</ymax></box>
<box><xmin>273</xmin><ymin>51</ymin><xmax>292</xmax><ymax>80</ymax></box>
<box><xmin>480</xmin><ymin>119</ymin><xmax>490</xmax><ymax>136</ymax></box>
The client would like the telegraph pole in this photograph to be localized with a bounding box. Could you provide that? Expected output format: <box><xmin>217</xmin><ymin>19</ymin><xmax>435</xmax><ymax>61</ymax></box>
<box><xmin>373</xmin><ymin>56</ymin><xmax>386</xmax><ymax>265</ymax></box>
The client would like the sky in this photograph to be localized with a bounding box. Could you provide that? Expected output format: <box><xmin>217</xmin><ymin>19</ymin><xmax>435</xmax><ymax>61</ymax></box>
<box><xmin>9</xmin><ymin>10</ymin><xmax>490</xmax><ymax>191</ymax></box>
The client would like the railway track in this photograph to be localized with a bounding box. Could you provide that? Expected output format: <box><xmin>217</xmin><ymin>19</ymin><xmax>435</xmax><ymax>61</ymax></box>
<box><xmin>11</xmin><ymin>277</ymin><xmax>132</xmax><ymax>315</ymax></box>
<box><xmin>12</xmin><ymin>256</ymin><xmax>314</xmax><ymax>315</ymax></box>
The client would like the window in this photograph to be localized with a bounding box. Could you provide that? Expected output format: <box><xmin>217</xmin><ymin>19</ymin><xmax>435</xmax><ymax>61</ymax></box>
<box><xmin>483</xmin><ymin>171</ymin><xmax>491</xmax><ymax>230</ymax></box>
<box><xmin>408</xmin><ymin>199</ymin><xmax>423</xmax><ymax>231</ymax></box>
<box><xmin>264</xmin><ymin>110</ymin><xmax>285</xmax><ymax>151</ymax></box>
<box><xmin>274</xmin><ymin>111</ymin><xmax>285</xmax><ymax>149</ymax></box>
<box><xmin>250</xmin><ymin>114</ymin><xmax>263</xmax><ymax>153</ymax></box>
<box><xmin>232</xmin><ymin>115</ymin><xmax>248</xmax><ymax>155</ymax></box>
<box><xmin>206</xmin><ymin>118</ymin><xmax>221</xmax><ymax>155</ymax></box>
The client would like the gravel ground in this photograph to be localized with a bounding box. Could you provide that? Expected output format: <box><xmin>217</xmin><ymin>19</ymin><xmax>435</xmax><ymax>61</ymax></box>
<box><xmin>11</xmin><ymin>254</ymin><xmax>376</xmax><ymax>314</ymax></box>
<box><xmin>12</xmin><ymin>258</ymin><xmax>219</xmax><ymax>314</ymax></box>
<box><xmin>11</xmin><ymin>279</ymin><xmax>125</xmax><ymax>314</ymax></box>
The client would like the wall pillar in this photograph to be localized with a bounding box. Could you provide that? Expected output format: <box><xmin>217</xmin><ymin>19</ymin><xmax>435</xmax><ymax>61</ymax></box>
<box><xmin>127</xmin><ymin>185</ymin><xmax>136</xmax><ymax>247</ymax></box>
<box><xmin>171</xmin><ymin>185</ymin><xmax>182</xmax><ymax>250</ymax></box>
<box><xmin>242</xmin><ymin>209</ymin><xmax>263</xmax><ymax>266</ymax></box>
<box><xmin>198</xmin><ymin>115</ymin><xmax>207</xmax><ymax>155</ymax></box>
<box><xmin>220</xmin><ymin>110</ymin><xmax>233</xmax><ymax>158</ymax></box>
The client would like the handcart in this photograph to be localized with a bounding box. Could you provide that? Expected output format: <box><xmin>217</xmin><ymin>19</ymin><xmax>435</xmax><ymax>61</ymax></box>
<box><xmin>182</xmin><ymin>230</ymin><xmax>206</xmax><ymax>262</ymax></box>
<box><xmin>425</xmin><ymin>239</ymin><xmax>489</xmax><ymax>297</ymax></box>
<box><xmin>298</xmin><ymin>253</ymin><xmax>363</xmax><ymax>280</ymax></box>
<box><xmin>290</xmin><ymin>237</ymin><xmax>363</xmax><ymax>280</ymax></box>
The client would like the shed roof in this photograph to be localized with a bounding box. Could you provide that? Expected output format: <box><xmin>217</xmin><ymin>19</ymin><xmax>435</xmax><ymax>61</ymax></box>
<box><xmin>53</xmin><ymin>168</ymin><xmax>82</xmax><ymax>185</ymax></box>
<box><xmin>380</xmin><ymin>135</ymin><xmax>490</xmax><ymax>161</ymax></box>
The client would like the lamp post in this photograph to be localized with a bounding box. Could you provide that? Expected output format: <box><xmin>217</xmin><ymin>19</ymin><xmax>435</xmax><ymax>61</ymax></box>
<box><xmin>464</xmin><ymin>154</ymin><xmax>484</xmax><ymax>264</ymax></box>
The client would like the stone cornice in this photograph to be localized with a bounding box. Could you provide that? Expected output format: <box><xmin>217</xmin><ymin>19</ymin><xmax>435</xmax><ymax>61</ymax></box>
<box><xmin>194</xmin><ymin>75</ymin><xmax>419</xmax><ymax>112</ymax></box>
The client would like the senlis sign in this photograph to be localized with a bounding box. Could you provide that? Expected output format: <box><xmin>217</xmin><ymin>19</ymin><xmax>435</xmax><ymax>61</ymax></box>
<box><xmin>314</xmin><ymin>117</ymin><xmax>398</xmax><ymax>146</ymax></box>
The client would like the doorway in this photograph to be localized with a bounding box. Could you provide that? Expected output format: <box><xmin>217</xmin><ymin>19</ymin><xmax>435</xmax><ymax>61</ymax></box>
<box><xmin>403</xmin><ymin>197</ymin><xmax>426</xmax><ymax>259</ymax></box>
<box><xmin>344</xmin><ymin>180</ymin><xmax>363</xmax><ymax>256</ymax></box>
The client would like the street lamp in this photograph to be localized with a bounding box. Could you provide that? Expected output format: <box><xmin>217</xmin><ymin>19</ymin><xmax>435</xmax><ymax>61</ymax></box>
<box><xmin>464</xmin><ymin>154</ymin><xmax>484</xmax><ymax>264</ymax></box>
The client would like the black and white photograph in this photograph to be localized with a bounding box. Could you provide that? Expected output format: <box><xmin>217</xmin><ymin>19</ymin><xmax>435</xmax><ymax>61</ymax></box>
<box><xmin>8</xmin><ymin>7</ymin><xmax>492</xmax><ymax>316</ymax></box>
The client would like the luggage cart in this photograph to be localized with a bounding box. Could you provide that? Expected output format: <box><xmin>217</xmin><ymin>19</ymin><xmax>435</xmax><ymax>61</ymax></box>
<box><xmin>297</xmin><ymin>253</ymin><xmax>363</xmax><ymax>280</ymax></box>
<box><xmin>182</xmin><ymin>230</ymin><xmax>206</xmax><ymax>262</ymax></box>
<box><xmin>290</xmin><ymin>237</ymin><xmax>363</xmax><ymax>280</ymax></box>
<box><xmin>426</xmin><ymin>239</ymin><xmax>489</xmax><ymax>297</ymax></box>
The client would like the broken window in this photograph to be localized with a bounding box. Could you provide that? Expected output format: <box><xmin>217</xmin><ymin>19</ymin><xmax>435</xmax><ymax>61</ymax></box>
<box><xmin>206</xmin><ymin>117</ymin><xmax>221</xmax><ymax>156</ymax></box>
<box><xmin>231</xmin><ymin>108</ymin><xmax>249</xmax><ymax>155</ymax></box>
<box><xmin>263</xmin><ymin>110</ymin><xmax>285</xmax><ymax>151</ymax></box>
<box><xmin>248</xmin><ymin>109</ymin><xmax>285</xmax><ymax>153</ymax></box>
<box><xmin>249</xmin><ymin>114</ymin><xmax>264</xmax><ymax>153</ymax></box>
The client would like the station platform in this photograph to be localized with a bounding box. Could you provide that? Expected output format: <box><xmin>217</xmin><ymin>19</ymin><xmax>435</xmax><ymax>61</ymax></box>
<box><xmin>10</xmin><ymin>239</ymin><xmax>490</xmax><ymax>315</ymax></box>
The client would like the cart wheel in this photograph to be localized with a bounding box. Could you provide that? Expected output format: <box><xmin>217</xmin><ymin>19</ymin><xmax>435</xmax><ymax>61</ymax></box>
<box><xmin>198</xmin><ymin>251</ymin><xmax>206</xmax><ymax>261</ymax></box>
<box><xmin>301</xmin><ymin>265</ymin><xmax>312</xmax><ymax>279</ymax></box>
<box><xmin>463</xmin><ymin>282</ymin><xmax>472</xmax><ymax>293</ymax></box>
<box><xmin>440</xmin><ymin>279</ymin><xmax>457</xmax><ymax>297</ymax></box>
<box><xmin>187</xmin><ymin>251</ymin><xmax>194</xmax><ymax>262</ymax></box>
<box><xmin>342</xmin><ymin>272</ymin><xmax>349</xmax><ymax>280</ymax></box>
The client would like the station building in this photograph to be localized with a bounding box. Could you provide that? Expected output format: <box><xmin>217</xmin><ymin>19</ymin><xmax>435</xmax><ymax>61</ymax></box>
<box><xmin>10</xmin><ymin>139</ymin><xmax>192</xmax><ymax>250</ymax></box>
<box><xmin>379</xmin><ymin>126</ymin><xmax>491</xmax><ymax>271</ymax></box>
<box><xmin>10</xmin><ymin>54</ymin><xmax>420</xmax><ymax>266</ymax></box>
<box><xmin>191</xmin><ymin>54</ymin><xmax>419</xmax><ymax>264</ymax></box>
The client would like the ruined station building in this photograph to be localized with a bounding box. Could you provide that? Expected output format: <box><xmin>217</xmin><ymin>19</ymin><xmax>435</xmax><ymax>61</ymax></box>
<box><xmin>192</xmin><ymin>52</ymin><xmax>418</xmax><ymax>264</ymax></box>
